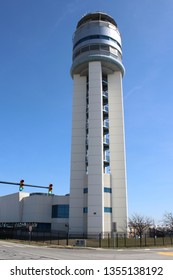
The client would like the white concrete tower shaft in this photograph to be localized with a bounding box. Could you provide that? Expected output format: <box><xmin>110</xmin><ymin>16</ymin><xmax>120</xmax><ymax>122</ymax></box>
<box><xmin>69</xmin><ymin>12</ymin><xmax>128</xmax><ymax>235</ymax></box>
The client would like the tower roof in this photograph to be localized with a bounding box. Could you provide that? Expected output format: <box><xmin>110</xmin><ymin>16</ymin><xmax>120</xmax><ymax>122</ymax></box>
<box><xmin>77</xmin><ymin>12</ymin><xmax>117</xmax><ymax>29</ymax></box>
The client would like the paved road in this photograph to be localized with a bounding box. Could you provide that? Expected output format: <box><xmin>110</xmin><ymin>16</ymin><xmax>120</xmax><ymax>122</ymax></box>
<box><xmin>0</xmin><ymin>240</ymin><xmax>173</xmax><ymax>260</ymax></box>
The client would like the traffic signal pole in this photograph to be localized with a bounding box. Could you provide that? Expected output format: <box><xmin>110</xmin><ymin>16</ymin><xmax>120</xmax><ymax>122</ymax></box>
<box><xmin>0</xmin><ymin>180</ymin><xmax>53</xmax><ymax>194</ymax></box>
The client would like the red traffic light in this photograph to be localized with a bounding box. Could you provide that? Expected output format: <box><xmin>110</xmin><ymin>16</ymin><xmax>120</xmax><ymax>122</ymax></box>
<box><xmin>19</xmin><ymin>180</ymin><xmax>24</xmax><ymax>191</ymax></box>
<box><xmin>48</xmin><ymin>184</ymin><xmax>53</xmax><ymax>194</ymax></box>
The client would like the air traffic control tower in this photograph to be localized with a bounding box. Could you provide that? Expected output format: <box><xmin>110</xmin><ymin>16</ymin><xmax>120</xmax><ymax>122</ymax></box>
<box><xmin>69</xmin><ymin>12</ymin><xmax>128</xmax><ymax>235</ymax></box>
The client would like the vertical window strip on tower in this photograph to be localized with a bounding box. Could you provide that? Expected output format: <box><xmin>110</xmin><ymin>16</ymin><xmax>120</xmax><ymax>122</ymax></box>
<box><xmin>102</xmin><ymin>75</ymin><xmax>110</xmax><ymax>174</ymax></box>
<box><xmin>85</xmin><ymin>76</ymin><xmax>89</xmax><ymax>174</ymax></box>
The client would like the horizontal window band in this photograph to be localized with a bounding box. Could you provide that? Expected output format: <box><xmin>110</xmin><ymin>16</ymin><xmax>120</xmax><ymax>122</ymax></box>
<box><xmin>73</xmin><ymin>34</ymin><xmax>121</xmax><ymax>50</ymax></box>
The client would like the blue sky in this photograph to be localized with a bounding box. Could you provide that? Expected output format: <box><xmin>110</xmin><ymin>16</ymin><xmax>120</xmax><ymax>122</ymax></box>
<box><xmin>0</xmin><ymin>0</ymin><xmax>173</xmax><ymax>223</ymax></box>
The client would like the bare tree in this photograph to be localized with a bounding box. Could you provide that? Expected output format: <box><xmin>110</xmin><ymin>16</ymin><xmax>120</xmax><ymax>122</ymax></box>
<box><xmin>128</xmin><ymin>213</ymin><xmax>153</xmax><ymax>239</ymax></box>
<box><xmin>163</xmin><ymin>212</ymin><xmax>173</xmax><ymax>232</ymax></box>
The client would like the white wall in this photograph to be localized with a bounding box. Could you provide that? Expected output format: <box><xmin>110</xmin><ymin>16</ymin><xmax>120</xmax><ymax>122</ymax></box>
<box><xmin>0</xmin><ymin>192</ymin><xmax>29</xmax><ymax>222</ymax></box>
<box><xmin>87</xmin><ymin>61</ymin><xmax>104</xmax><ymax>234</ymax></box>
<box><xmin>69</xmin><ymin>74</ymin><xmax>86</xmax><ymax>233</ymax></box>
<box><xmin>22</xmin><ymin>194</ymin><xmax>52</xmax><ymax>223</ymax></box>
<box><xmin>108</xmin><ymin>71</ymin><xmax>128</xmax><ymax>232</ymax></box>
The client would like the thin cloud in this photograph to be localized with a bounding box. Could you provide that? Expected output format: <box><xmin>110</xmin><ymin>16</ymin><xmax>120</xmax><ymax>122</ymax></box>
<box><xmin>124</xmin><ymin>85</ymin><xmax>142</xmax><ymax>100</ymax></box>
<box><xmin>124</xmin><ymin>69</ymin><xmax>159</xmax><ymax>101</ymax></box>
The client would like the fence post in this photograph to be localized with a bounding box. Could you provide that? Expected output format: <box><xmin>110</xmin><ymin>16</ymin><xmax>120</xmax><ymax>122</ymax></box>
<box><xmin>66</xmin><ymin>232</ymin><xmax>69</xmax><ymax>246</ymax></box>
<box><xmin>163</xmin><ymin>236</ymin><xmax>165</xmax><ymax>246</ymax></box>
<box><xmin>139</xmin><ymin>236</ymin><xmax>141</xmax><ymax>247</ymax></box>
<box><xmin>99</xmin><ymin>233</ymin><xmax>102</xmax><ymax>248</ymax></box>
<box><xmin>116</xmin><ymin>233</ymin><xmax>119</xmax><ymax>248</ymax></box>
<box><xmin>112</xmin><ymin>232</ymin><xmax>116</xmax><ymax>248</ymax></box>
<box><xmin>108</xmin><ymin>233</ymin><xmax>110</xmax><ymax>248</ymax></box>
<box><xmin>154</xmin><ymin>235</ymin><xmax>156</xmax><ymax>246</ymax></box>
<box><xmin>50</xmin><ymin>232</ymin><xmax>51</xmax><ymax>245</ymax></box>
<box><xmin>43</xmin><ymin>231</ymin><xmax>46</xmax><ymax>243</ymax></box>
<box><xmin>124</xmin><ymin>233</ymin><xmax>127</xmax><ymax>247</ymax></box>
<box><xmin>28</xmin><ymin>232</ymin><xmax>31</xmax><ymax>244</ymax></box>
<box><xmin>57</xmin><ymin>232</ymin><xmax>60</xmax><ymax>245</ymax></box>
<box><xmin>145</xmin><ymin>234</ymin><xmax>147</xmax><ymax>247</ymax></box>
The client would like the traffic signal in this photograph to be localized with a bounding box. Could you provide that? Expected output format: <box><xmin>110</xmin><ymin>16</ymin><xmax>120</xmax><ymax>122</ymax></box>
<box><xmin>48</xmin><ymin>184</ymin><xmax>53</xmax><ymax>194</ymax></box>
<box><xmin>19</xmin><ymin>179</ymin><xmax>24</xmax><ymax>191</ymax></box>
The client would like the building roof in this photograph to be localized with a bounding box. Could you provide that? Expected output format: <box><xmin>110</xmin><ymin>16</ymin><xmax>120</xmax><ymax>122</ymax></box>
<box><xmin>77</xmin><ymin>12</ymin><xmax>117</xmax><ymax>28</ymax></box>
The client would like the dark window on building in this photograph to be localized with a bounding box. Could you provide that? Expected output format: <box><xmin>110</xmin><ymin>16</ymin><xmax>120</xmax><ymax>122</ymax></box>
<box><xmin>52</xmin><ymin>204</ymin><xmax>69</xmax><ymax>218</ymax></box>
<box><xmin>104</xmin><ymin>207</ymin><xmax>112</xmax><ymax>213</ymax></box>
<box><xmin>73</xmin><ymin>35</ymin><xmax>122</xmax><ymax>50</ymax></box>
<box><xmin>104</xmin><ymin>187</ymin><xmax>112</xmax><ymax>193</ymax></box>
<box><xmin>100</xmin><ymin>44</ymin><xmax>109</xmax><ymax>51</ymax></box>
<box><xmin>83</xmin><ymin>188</ymin><xmax>88</xmax><ymax>193</ymax></box>
<box><xmin>73</xmin><ymin>49</ymin><xmax>81</xmax><ymax>59</ymax></box>
<box><xmin>36</xmin><ymin>223</ymin><xmax>51</xmax><ymax>231</ymax></box>
<box><xmin>83</xmin><ymin>207</ymin><xmax>88</xmax><ymax>213</ymax></box>
<box><xmin>90</xmin><ymin>44</ymin><xmax>100</xmax><ymax>50</ymax></box>
<box><xmin>81</xmin><ymin>46</ymin><xmax>89</xmax><ymax>52</ymax></box>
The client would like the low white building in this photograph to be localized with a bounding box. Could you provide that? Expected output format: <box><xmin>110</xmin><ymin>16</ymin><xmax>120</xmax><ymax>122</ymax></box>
<box><xmin>0</xmin><ymin>192</ymin><xmax>69</xmax><ymax>232</ymax></box>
